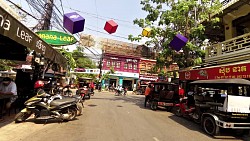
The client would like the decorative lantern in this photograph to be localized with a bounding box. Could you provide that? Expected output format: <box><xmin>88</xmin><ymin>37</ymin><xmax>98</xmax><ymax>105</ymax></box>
<box><xmin>63</xmin><ymin>12</ymin><xmax>85</xmax><ymax>34</ymax></box>
<box><xmin>104</xmin><ymin>20</ymin><xmax>118</xmax><ymax>34</ymax></box>
<box><xmin>169</xmin><ymin>34</ymin><xmax>188</xmax><ymax>51</ymax></box>
<box><xmin>142</xmin><ymin>27</ymin><xmax>151</xmax><ymax>37</ymax></box>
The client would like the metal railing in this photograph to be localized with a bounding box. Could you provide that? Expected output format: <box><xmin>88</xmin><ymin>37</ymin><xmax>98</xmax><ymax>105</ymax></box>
<box><xmin>205</xmin><ymin>33</ymin><xmax>250</xmax><ymax>62</ymax></box>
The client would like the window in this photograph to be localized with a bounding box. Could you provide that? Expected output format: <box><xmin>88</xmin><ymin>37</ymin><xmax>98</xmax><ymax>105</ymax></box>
<box><xmin>111</xmin><ymin>61</ymin><xmax>116</xmax><ymax>67</ymax></box>
<box><xmin>116</xmin><ymin>61</ymin><xmax>121</xmax><ymax>68</ymax></box>
<box><xmin>107</xmin><ymin>60</ymin><xmax>111</xmax><ymax>67</ymax></box>
<box><xmin>128</xmin><ymin>64</ymin><xmax>132</xmax><ymax>69</ymax></box>
<box><xmin>147</xmin><ymin>63</ymin><xmax>152</xmax><ymax>70</ymax></box>
<box><xmin>124</xmin><ymin>63</ymin><xmax>128</xmax><ymax>69</ymax></box>
<box><xmin>133</xmin><ymin>64</ymin><xmax>137</xmax><ymax>70</ymax></box>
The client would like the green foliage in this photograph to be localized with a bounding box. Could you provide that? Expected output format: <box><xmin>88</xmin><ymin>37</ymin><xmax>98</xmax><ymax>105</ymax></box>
<box><xmin>59</xmin><ymin>49</ymin><xmax>76</xmax><ymax>69</ymax></box>
<box><xmin>0</xmin><ymin>60</ymin><xmax>15</xmax><ymax>71</ymax></box>
<box><xmin>100</xmin><ymin>67</ymin><xmax>115</xmax><ymax>81</ymax></box>
<box><xmin>130</xmin><ymin>0</ymin><xmax>222</xmax><ymax>69</ymax></box>
<box><xmin>71</xmin><ymin>48</ymin><xmax>98</xmax><ymax>80</ymax></box>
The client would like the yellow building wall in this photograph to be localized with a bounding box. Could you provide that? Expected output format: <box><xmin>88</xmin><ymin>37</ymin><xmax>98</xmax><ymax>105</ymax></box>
<box><xmin>223</xmin><ymin>4</ymin><xmax>250</xmax><ymax>40</ymax></box>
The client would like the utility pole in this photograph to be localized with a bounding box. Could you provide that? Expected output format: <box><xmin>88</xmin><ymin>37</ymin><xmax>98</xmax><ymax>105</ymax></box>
<box><xmin>98</xmin><ymin>48</ymin><xmax>104</xmax><ymax>91</ymax></box>
<box><xmin>42</xmin><ymin>0</ymin><xmax>54</xmax><ymax>30</ymax></box>
<box><xmin>33</xmin><ymin>0</ymin><xmax>54</xmax><ymax>82</ymax></box>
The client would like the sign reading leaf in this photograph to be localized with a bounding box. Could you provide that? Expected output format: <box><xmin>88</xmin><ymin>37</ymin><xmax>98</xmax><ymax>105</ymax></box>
<box><xmin>36</xmin><ymin>30</ymin><xmax>77</xmax><ymax>46</ymax></box>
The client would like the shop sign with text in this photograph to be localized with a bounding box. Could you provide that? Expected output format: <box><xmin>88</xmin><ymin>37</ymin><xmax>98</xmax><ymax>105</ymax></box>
<box><xmin>179</xmin><ymin>63</ymin><xmax>250</xmax><ymax>80</ymax></box>
<box><xmin>36</xmin><ymin>30</ymin><xmax>77</xmax><ymax>46</ymax></box>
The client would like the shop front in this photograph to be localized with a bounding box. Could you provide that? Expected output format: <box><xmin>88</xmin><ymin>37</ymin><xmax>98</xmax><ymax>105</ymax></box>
<box><xmin>179</xmin><ymin>62</ymin><xmax>250</xmax><ymax>91</ymax></box>
<box><xmin>0</xmin><ymin>6</ymin><xmax>67</xmax><ymax>117</ymax></box>
<box><xmin>102</xmin><ymin>70</ymin><xmax>139</xmax><ymax>91</ymax></box>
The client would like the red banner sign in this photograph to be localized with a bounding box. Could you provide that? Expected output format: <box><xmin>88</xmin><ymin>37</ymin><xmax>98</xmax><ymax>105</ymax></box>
<box><xmin>179</xmin><ymin>63</ymin><xmax>250</xmax><ymax>80</ymax></box>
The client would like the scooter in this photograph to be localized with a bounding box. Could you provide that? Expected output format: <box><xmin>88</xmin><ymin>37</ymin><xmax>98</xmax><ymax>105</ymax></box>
<box><xmin>48</xmin><ymin>93</ymin><xmax>83</xmax><ymax>116</ymax></box>
<box><xmin>78</xmin><ymin>86</ymin><xmax>90</xmax><ymax>100</ymax></box>
<box><xmin>172</xmin><ymin>96</ymin><xmax>201</xmax><ymax>123</ymax></box>
<box><xmin>15</xmin><ymin>89</ymin><xmax>78</xmax><ymax>123</ymax></box>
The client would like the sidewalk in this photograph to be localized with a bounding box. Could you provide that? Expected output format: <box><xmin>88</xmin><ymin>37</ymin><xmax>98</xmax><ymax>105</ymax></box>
<box><xmin>0</xmin><ymin>112</ymin><xmax>16</xmax><ymax>128</ymax></box>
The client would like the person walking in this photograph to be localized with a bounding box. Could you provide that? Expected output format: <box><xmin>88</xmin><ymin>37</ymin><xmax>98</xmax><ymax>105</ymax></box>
<box><xmin>144</xmin><ymin>84</ymin><xmax>152</xmax><ymax>107</ymax></box>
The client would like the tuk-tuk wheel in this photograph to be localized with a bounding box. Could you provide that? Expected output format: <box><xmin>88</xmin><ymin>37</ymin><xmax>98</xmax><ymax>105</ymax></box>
<box><xmin>202</xmin><ymin>116</ymin><xmax>220</xmax><ymax>136</ymax></box>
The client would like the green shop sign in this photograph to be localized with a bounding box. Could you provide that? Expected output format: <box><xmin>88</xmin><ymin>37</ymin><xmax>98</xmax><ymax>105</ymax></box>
<box><xmin>36</xmin><ymin>30</ymin><xmax>77</xmax><ymax>46</ymax></box>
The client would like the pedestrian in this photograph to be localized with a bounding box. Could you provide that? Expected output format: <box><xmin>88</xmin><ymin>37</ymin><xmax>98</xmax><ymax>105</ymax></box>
<box><xmin>144</xmin><ymin>84</ymin><xmax>152</xmax><ymax>107</ymax></box>
<box><xmin>179</xmin><ymin>85</ymin><xmax>185</xmax><ymax>99</ymax></box>
<box><xmin>0</xmin><ymin>77</ymin><xmax>18</xmax><ymax>111</ymax></box>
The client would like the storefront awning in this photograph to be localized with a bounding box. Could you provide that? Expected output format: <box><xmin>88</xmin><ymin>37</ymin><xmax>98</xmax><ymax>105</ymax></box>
<box><xmin>0</xmin><ymin>6</ymin><xmax>67</xmax><ymax>68</ymax></box>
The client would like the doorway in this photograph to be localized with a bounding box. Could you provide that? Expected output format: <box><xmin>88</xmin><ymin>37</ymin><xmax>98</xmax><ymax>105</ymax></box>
<box><xmin>123</xmin><ymin>80</ymin><xmax>133</xmax><ymax>91</ymax></box>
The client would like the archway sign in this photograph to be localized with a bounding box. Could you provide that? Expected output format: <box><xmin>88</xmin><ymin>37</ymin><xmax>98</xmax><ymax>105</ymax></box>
<box><xmin>36</xmin><ymin>30</ymin><xmax>77</xmax><ymax>46</ymax></box>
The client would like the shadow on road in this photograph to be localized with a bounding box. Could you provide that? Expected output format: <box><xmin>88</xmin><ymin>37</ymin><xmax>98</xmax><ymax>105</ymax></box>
<box><xmin>91</xmin><ymin>95</ymin><xmax>248</xmax><ymax>140</ymax></box>
<box><xmin>168</xmin><ymin>115</ymin><xmax>246</xmax><ymax>140</ymax></box>
<box><xmin>24</xmin><ymin>117</ymin><xmax>80</xmax><ymax>125</ymax></box>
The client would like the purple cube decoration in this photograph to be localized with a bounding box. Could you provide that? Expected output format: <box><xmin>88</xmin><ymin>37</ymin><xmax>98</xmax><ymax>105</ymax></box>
<box><xmin>104</xmin><ymin>20</ymin><xmax>118</xmax><ymax>34</ymax></box>
<box><xmin>169</xmin><ymin>34</ymin><xmax>188</xmax><ymax>51</ymax></box>
<box><xmin>63</xmin><ymin>12</ymin><xmax>85</xmax><ymax>34</ymax></box>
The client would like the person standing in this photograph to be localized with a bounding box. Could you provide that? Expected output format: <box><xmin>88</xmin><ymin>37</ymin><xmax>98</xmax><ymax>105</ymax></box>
<box><xmin>179</xmin><ymin>86</ymin><xmax>185</xmax><ymax>98</ymax></box>
<box><xmin>144</xmin><ymin>84</ymin><xmax>152</xmax><ymax>107</ymax></box>
<box><xmin>0</xmin><ymin>77</ymin><xmax>17</xmax><ymax>110</ymax></box>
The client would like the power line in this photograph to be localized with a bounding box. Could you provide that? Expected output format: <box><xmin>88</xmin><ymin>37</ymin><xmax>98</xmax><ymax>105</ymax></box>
<box><xmin>6</xmin><ymin>0</ymin><xmax>40</xmax><ymax>20</ymax></box>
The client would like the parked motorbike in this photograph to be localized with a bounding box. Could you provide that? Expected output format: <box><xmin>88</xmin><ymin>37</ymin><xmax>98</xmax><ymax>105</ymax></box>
<box><xmin>48</xmin><ymin>93</ymin><xmax>83</xmax><ymax>116</ymax></box>
<box><xmin>172</xmin><ymin>96</ymin><xmax>201</xmax><ymax>123</ymax></box>
<box><xmin>15</xmin><ymin>81</ymin><xmax>78</xmax><ymax>123</ymax></box>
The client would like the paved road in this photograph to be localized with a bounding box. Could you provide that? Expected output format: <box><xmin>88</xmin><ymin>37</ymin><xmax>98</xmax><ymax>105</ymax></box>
<box><xmin>0</xmin><ymin>92</ymin><xmax>248</xmax><ymax>141</ymax></box>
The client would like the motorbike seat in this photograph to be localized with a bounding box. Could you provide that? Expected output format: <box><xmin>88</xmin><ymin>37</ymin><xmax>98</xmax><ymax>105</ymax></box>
<box><xmin>50</xmin><ymin>98</ymin><xmax>76</xmax><ymax>106</ymax></box>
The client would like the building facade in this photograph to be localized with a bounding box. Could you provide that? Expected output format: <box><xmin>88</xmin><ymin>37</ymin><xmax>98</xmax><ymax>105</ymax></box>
<box><xmin>102</xmin><ymin>53</ymin><xmax>140</xmax><ymax>91</ymax></box>
<box><xmin>179</xmin><ymin>0</ymin><xmax>250</xmax><ymax>89</ymax></box>
<box><xmin>139</xmin><ymin>58</ymin><xmax>158</xmax><ymax>84</ymax></box>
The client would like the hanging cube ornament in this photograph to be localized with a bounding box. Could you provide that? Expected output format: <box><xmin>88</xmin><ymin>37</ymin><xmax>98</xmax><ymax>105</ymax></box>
<box><xmin>169</xmin><ymin>34</ymin><xmax>188</xmax><ymax>52</ymax></box>
<box><xmin>63</xmin><ymin>12</ymin><xmax>85</xmax><ymax>34</ymax></box>
<box><xmin>104</xmin><ymin>20</ymin><xmax>118</xmax><ymax>34</ymax></box>
<box><xmin>142</xmin><ymin>27</ymin><xmax>151</xmax><ymax>37</ymax></box>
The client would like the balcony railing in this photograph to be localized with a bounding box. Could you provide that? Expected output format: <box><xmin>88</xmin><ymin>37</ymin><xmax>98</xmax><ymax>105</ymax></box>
<box><xmin>205</xmin><ymin>33</ymin><xmax>250</xmax><ymax>64</ymax></box>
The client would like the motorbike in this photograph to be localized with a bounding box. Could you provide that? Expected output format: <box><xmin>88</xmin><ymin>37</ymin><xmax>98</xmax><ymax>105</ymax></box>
<box><xmin>15</xmin><ymin>88</ymin><xmax>78</xmax><ymax>123</ymax></box>
<box><xmin>78</xmin><ymin>86</ymin><xmax>90</xmax><ymax>100</ymax></box>
<box><xmin>48</xmin><ymin>93</ymin><xmax>83</xmax><ymax>116</ymax></box>
<box><xmin>115</xmin><ymin>87</ymin><xmax>126</xmax><ymax>96</ymax></box>
<box><xmin>172</xmin><ymin>96</ymin><xmax>201</xmax><ymax>123</ymax></box>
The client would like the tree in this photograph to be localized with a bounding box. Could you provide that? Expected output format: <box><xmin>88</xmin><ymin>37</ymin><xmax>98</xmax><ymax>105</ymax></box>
<box><xmin>71</xmin><ymin>48</ymin><xmax>98</xmax><ymax>80</ymax></box>
<box><xmin>0</xmin><ymin>59</ymin><xmax>15</xmax><ymax>71</ymax></box>
<box><xmin>59</xmin><ymin>49</ymin><xmax>76</xmax><ymax>70</ymax></box>
<box><xmin>129</xmin><ymin>0</ymin><xmax>222</xmax><ymax>69</ymax></box>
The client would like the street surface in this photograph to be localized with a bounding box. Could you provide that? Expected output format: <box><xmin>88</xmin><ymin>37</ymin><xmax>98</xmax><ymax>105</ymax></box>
<box><xmin>0</xmin><ymin>91</ymin><xmax>249</xmax><ymax>141</ymax></box>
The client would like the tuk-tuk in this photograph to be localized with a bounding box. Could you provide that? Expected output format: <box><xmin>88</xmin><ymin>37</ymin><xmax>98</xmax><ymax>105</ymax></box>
<box><xmin>148</xmin><ymin>81</ymin><xmax>180</xmax><ymax>111</ymax></box>
<box><xmin>77</xmin><ymin>77</ymin><xmax>94</xmax><ymax>99</ymax></box>
<box><xmin>186</xmin><ymin>79</ymin><xmax>250</xmax><ymax>136</ymax></box>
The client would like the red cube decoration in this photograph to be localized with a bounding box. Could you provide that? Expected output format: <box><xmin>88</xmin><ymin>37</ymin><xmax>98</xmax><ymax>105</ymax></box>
<box><xmin>104</xmin><ymin>20</ymin><xmax>118</xmax><ymax>34</ymax></box>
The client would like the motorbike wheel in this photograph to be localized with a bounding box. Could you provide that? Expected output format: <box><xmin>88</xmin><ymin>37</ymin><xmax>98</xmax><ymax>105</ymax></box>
<box><xmin>15</xmin><ymin>112</ymin><xmax>32</xmax><ymax>123</ymax></box>
<box><xmin>65</xmin><ymin>107</ymin><xmax>77</xmax><ymax>121</ymax></box>
<box><xmin>173</xmin><ymin>107</ymin><xmax>182</xmax><ymax>117</ymax></box>
<box><xmin>76</xmin><ymin>103</ymin><xmax>83</xmax><ymax>116</ymax></box>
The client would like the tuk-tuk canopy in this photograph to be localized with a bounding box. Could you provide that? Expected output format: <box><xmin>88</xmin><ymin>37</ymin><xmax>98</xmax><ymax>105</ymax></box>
<box><xmin>191</xmin><ymin>79</ymin><xmax>250</xmax><ymax>86</ymax></box>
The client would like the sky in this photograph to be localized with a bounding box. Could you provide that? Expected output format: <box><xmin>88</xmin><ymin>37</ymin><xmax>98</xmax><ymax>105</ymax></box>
<box><xmin>5</xmin><ymin>0</ymin><xmax>149</xmax><ymax>58</ymax></box>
